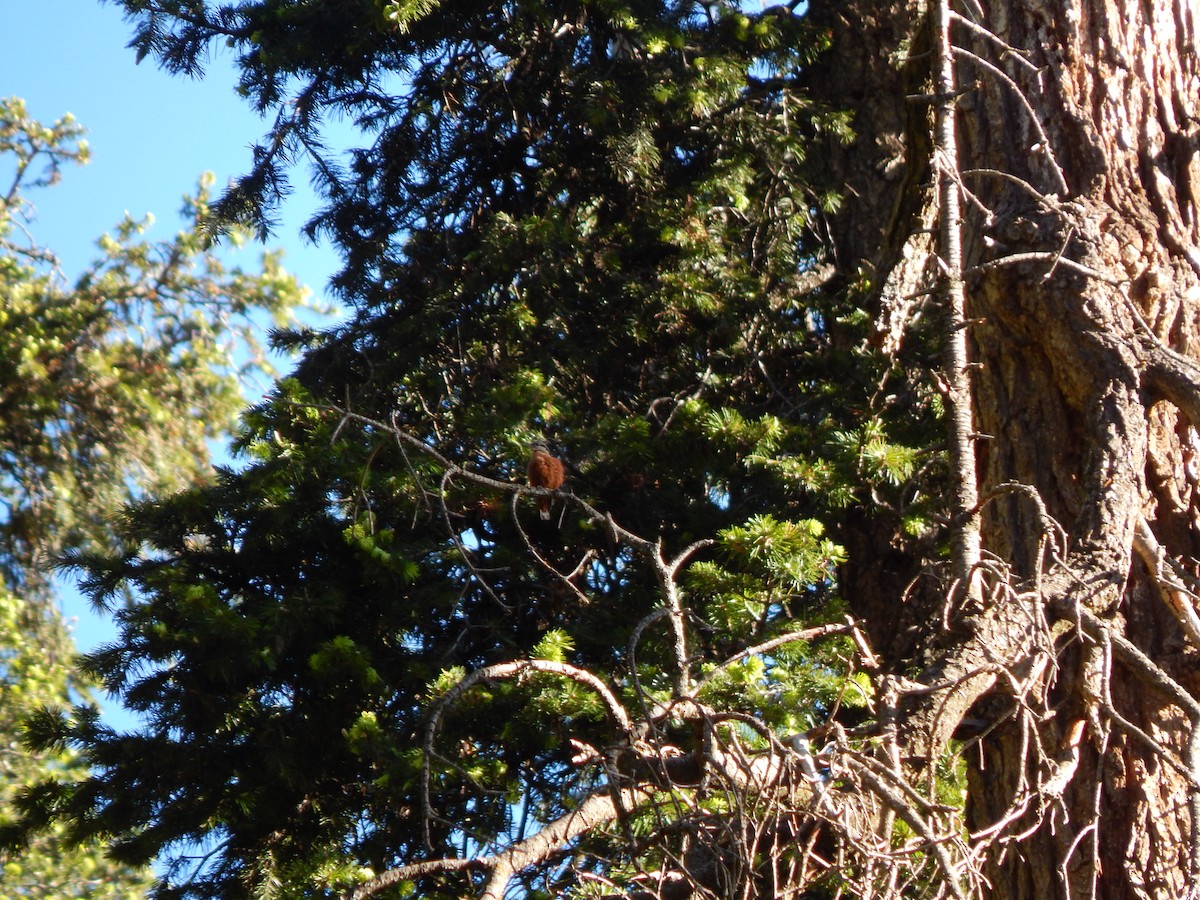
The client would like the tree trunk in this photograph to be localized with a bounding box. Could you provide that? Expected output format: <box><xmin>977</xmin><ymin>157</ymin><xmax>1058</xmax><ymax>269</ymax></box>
<box><xmin>812</xmin><ymin>0</ymin><xmax>1200</xmax><ymax>895</ymax></box>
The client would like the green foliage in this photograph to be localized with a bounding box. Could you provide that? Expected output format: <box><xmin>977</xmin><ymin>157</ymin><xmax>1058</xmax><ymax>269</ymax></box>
<box><xmin>0</xmin><ymin>97</ymin><xmax>318</xmax><ymax>896</ymax></box>
<box><xmin>531</xmin><ymin>629</ymin><xmax>574</xmax><ymax>663</ymax></box>
<box><xmin>0</xmin><ymin>584</ymin><xmax>154</xmax><ymax>898</ymax></box>
<box><xmin>12</xmin><ymin>3</ymin><xmax>950</xmax><ymax>898</ymax></box>
<box><xmin>719</xmin><ymin>515</ymin><xmax>846</xmax><ymax>591</ymax></box>
<box><xmin>0</xmin><ymin>97</ymin><xmax>315</xmax><ymax>595</ymax></box>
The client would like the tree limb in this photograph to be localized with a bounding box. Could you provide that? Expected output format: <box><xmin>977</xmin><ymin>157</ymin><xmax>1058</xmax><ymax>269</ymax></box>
<box><xmin>349</xmin><ymin>786</ymin><xmax>654</xmax><ymax>900</ymax></box>
<box><xmin>422</xmin><ymin>659</ymin><xmax>635</xmax><ymax>848</ymax></box>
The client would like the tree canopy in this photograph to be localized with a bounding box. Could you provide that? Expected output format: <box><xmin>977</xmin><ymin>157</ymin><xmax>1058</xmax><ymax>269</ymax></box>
<box><xmin>0</xmin><ymin>95</ymin><xmax>311</xmax><ymax>595</ymax></box>
<box><xmin>0</xmin><ymin>95</ymin><xmax>314</xmax><ymax>896</ymax></box>
<box><xmin>12</xmin><ymin>0</ymin><xmax>1200</xmax><ymax>897</ymax></box>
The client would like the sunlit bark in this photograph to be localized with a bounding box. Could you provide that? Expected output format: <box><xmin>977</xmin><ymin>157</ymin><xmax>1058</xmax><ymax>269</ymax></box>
<box><xmin>813</xmin><ymin>0</ymin><xmax>1200</xmax><ymax>894</ymax></box>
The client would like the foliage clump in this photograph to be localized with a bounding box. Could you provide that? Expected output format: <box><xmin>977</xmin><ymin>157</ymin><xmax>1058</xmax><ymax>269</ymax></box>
<box><xmin>0</xmin><ymin>96</ymin><xmax>316</xmax><ymax>895</ymax></box>
<box><xmin>6</xmin><ymin>3</ymin><xmax>949</xmax><ymax>898</ymax></box>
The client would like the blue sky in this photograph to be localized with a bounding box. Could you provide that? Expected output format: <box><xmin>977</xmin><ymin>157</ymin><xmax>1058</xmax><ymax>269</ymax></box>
<box><xmin>3</xmin><ymin>4</ymin><xmax>345</xmax><ymax>681</ymax></box>
<box><xmin>4</xmin><ymin>2</ymin><xmax>341</xmax><ymax>288</ymax></box>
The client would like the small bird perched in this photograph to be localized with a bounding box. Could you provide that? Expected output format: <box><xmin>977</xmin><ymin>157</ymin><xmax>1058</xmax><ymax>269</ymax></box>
<box><xmin>527</xmin><ymin>440</ymin><xmax>565</xmax><ymax>520</ymax></box>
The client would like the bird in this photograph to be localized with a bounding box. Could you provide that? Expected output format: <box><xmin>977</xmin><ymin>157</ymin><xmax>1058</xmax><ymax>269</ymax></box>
<box><xmin>527</xmin><ymin>440</ymin><xmax>565</xmax><ymax>520</ymax></box>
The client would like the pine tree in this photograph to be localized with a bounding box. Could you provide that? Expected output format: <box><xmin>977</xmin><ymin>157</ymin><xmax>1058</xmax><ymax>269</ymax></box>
<box><xmin>15</xmin><ymin>0</ymin><xmax>1200</xmax><ymax>897</ymax></box>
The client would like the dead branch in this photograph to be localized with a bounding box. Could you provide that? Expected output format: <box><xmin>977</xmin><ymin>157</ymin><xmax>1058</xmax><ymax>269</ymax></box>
<box><xmin>323</xmin><ymin>403</ymin><xmax>714</xmax><ymax>693</ymax></box>
<box><xmin>933</xmin><ymin>0</ymin><xmax>983</xmax><ymax>607</ymax></box>
<box><xmin>965</xmin><ymin>251</ymin><xmax>1126</xmax><ymax>284</ymax></box>
<box><xmin>510</xmin><ymin>489</ymin><xmax>597</xmax><ymax>606</ymax></box>
<box><xmin>1052</xmin><ymin>594</ymin><xmax>1200</xmax><ymax>890</ymax></box>
<box><xmin>348</xmin><ymin>786</ymin><xmax>655</xmax><ymax>900</ymax></box>
<box><xmin>949</xmin><ymin>12</ymin><xmax>1039</xmax><ymax>74</ymax></box>
<box><xmin>1132</xmin><ymin>516</ymin><xmax>1200</xmax><ymax>646</ymax></box>
<box><xmin>951</xmin><ymin>46</ymin><xmax>1067</xmax><ymax>196</ymax></box>
<box><xmin>422</xmin><ymin>659</ymin><xmax>636</xmax><ymax>849</ymax></box>
<box><xmin>1053</xmin><ymin>600</ymin><xmax>1200</xmax><ymax>721</ymax></box>
<box><xmin>844</xmin><ymin>755</ymin><xmax>973</xmax><ymax>900</ymax></box>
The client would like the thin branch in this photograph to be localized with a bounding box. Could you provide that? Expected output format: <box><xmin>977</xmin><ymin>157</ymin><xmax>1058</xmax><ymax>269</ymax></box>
<box><xmin>844</xmin><ymin>756</ymin><xmax>971</xmax><ymax>900</ymax></box>
<box><xmin>641</xmin><ymin>538</ymin><xmax>713</xmax><ymax>698</ymax></box>
<box><xmin>440</xmin><ymin>468</ymin><xmax>511</xmax><ymax>612</ymax></box>
<box><xmin>952</xmin><ymin>45</ymin><xmax>1068</xmax><ymax>196</ymax></box>
<box><xmin>347</xmin><ymin>857</ymin><xmax>484</xmax><ymax>900</ymax></box>
<box><xmin>965</xmin><ymin>251</ymin><xmax>1126</xmax><ymax>285</ymax></box>
<box><xmin>510</xmin><ymin>490</ymin><xmax>595</xmax><ymax>606</ymax></box>
<box><xmin>627</xmin><ymin>607</ymin><xmax>672</xmax><ymax>717</ymax></box>
<box><xmin>422</xmin><ymin>659</ymin><xmax>635</xmax><ymax>849</ymax></box>
<box><xmin>976</xmin><ymin>480</ymin><xmax>1069</xmax><ymax>561</ymax></box>
<box><xmin>1052</xmin><ymin>598</ymin><xmax>1200</xmax><ymax>721</ymax></box>
<box><xmin>948</xmin><ymin>12</ymin><xmax>1040</xmax><ymax>74</ymax></box>
<box><xmin>690</xmin><ymin>622</ymin><xmax>853</xmax><ymax>697</ymax></box>
<box><xmin>961</xmin><ymin>167</ymin><xmax>1061</xmax><ymax>208</ymax></box>
<box><xmin>351</xmin><ymin>787</ymin><xmax>652</xmax><ymax>900</ymax></box>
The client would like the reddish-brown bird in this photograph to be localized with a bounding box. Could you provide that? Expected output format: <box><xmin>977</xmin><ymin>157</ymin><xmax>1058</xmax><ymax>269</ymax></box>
<box><xmin>527</xmin><ymin>440</ymin><xmax>565</xmax><ymax>520</ymax></box>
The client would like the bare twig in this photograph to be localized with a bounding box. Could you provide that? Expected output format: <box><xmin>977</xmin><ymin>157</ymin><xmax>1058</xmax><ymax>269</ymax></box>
<box><xmin>952</xmin><ymin>45</ymin><xmax>1068</xmax><ymax>196</ymax></box>
<box><xmin>949</xmin><ymin>12</ymin><xmax>1040</xmax><ymax>74</ymax></box>
<box><xmin>965</xmin><ymin>251</ymin><xmax>1126</xmax><ymax>285</ymax></box>
<box><xmin>350</xmin><ymin>787</ymin><xmax>654</xmax><ymax>900</ymax></box>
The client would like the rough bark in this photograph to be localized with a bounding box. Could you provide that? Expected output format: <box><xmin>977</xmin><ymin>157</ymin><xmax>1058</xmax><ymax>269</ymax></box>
<box><xmin>811</xmin><ymin>0</ymin><xmax>1200</xmax><ymax>896</ymax></box>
